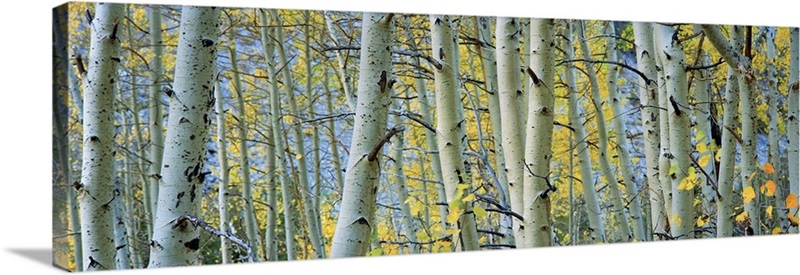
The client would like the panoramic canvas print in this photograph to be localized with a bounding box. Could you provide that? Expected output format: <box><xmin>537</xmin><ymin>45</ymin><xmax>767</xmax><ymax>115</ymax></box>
<box><xmin>52</xmin><ymin>1</ymin><xmax>800</xmax><ymax>271</ymax></box>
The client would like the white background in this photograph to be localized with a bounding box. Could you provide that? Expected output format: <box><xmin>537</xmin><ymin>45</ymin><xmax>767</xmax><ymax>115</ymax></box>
<box><xmin>1</xmin><ymin>0</ymin><xmax>798</xmax><ymax>274</ymax></box>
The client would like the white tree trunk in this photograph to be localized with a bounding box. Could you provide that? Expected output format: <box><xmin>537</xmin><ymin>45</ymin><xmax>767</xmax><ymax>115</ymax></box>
<box><xmin>78</xmin><ymin>3</ymin><xmax>124</xmax><ymax>271</ymax></box>
<box><xmin>429</xmin><ymin>14</ymin><xmax>481</xmax><ymax>252</ymax></box>
<box><xmin>329</xmin><ymin>13</ymin><xmax>394</xmax><ymax>258</ymax></box>
<box><xmin>692</xmin><ymin>46</ymin><xmax>718</xmax><ymax>218</ymax></box>
<box><xmin>227</xmin><ymin>34</ymin><xmax>261</xmax><ymax>261</ymax></box>
<box><xmin>147</xmin><ymin>6</ymin><xmax>218</xmax><ymax>267</ymax></box>
<box><xmin>475</xmin><ymin>16</ymin><xmax>514</xmax><ymax>245</ymax></box>
<box><xmin>495</xmin><ymin>16</ymin><xmax>526</xmax><ymax>248</ymax></box>
<box><xmin>717</xmin><ymin>65</ymin><xmax>740</xmax><ymax>237</ymax></box>
<box><xmin>325</xmin><ymin>12</ymin><xmax>357</xmax><ymax>110</ymax></box>
<box><xmin>147</xmin><ymin>6</ymin><xmax>165</xmax><ymax>228</ymax></box>
<box><xmin>654</xmin><ymin>24</ymin><xmax>694</xmax><ymax>239</ymax></box>
<box><xmin>577</xmin><ymin>21</ymin><xmax>632</xmax><ymax>242</ymax></box>
<box><xmin>269</xmin><ymin>10</ymin><xmax>326</xmax><ymax>258</ymax></box>
<box><xmin>655</xmin><ymin>50</ymin><xmax>673</xmax><ymax>225</ymax></box>
<box><xmin>788</xmin><ymin>27</ymin><xmax>799</xmax><ymax>233</ymax></box>
<box><xmin>562</xmin><ymin>21</ymin><xmax>605</xmax><ymax>243</ymax></box>
<box><xmin>259</xmin><ymin>9</ymin><xmax>296</xmax><ymax>260</ymax></box>
<box><xmin>391</xmin><ymin>97</ymin><xmax>419</xmax><ymax>253</ymax></box>
<box><xmin>607</xmin><ymin>23</ymin><xmax>646</xmax><ymax>242</ymax></box>
<box><xmin>404</xmin><ymin>17</ymin><xmax>449</xmax><ymax>233</ymax></box>
<box><xmin>213</xmin><ymin>78</ymin><xmax>232</xmax><ymax>264</ymax></box>
<box><xmin>764</xmin><ymin>27</ymin><xmax>791</xmax><ymax>233</ymax></box>
<box><xmin>257</xmin><ymin>10</ymin><xmax>279</xmax><ymax>260</ymax></box>
<box><xmin>702</xmin><ymin>25</ymin><xmax>760</xmax><ymax>235</ymax></box>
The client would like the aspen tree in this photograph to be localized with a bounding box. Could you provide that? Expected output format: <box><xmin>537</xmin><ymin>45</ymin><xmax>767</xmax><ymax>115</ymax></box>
<box><xmin>77</xmin><ymin>3</ymin><xmax>124</xmax><ymax>271</ymax></box>
<box><xmin>702</xmin><ymin>25</ymin><xmax>760</xmax><ymax>235</ymax></box>
<box><xmin>391</xmin><ymin>96</ymin><xmax>419</xmax><ymax>253</ymax></box>
<box><xmin>147</xmin><ymin>6</ymin><xmax>164</xmax><ymax>227</ymax></box>
<box><xmin>495</xmin><ymin>16</ymin><xmax>526</xmax><ymax>248</ymax></box>
<box><xmin>325</xmin><ymin>12</ymin><xmax>357</xmax><ymax>110</ymax></box>
<box><xmin>430</xmin><ymin>14</ymin><xmax>481</xmax><ymax>251</ymax></box>
<box><xmin>655</xmin><ymin>50</ymin><xmax>673</xmax><ymax>222</ymax></box>
<box><xmin>764</xmin><ymin>27</ymin><xmax>791</xmax><ymax>233</ymax></box>
<box><xmin>717</xmin><ymin>66</ymin><xmax>740</xmax><ymax>237</ymax></box>
<box><xmin>227</xmin><ymin>32</ymin><xmax>261</xmax><ymax>261</ymax></box>
<box><xmin>788</xmin><ymin>28</ymin><xmax>799</xmax><ymax>233</ymax></box>
<box><xmin>475</xmin><ymin>16</ymin><xmax>514</xmax><ymax>244</ymax></box>
<box><xmin>562</xmin><ymin>20</ymin><xmax>605</xmax><ymax>243</ymax></box>
<box><xmin>148</xmin><ymin>6</ymin><xmax>219</xmax><ymax>267</ymax></box>
<box><xmin>692</xmin><ymin>49</ymin><xmax>718</xmax><ymax>218</ymax></box>
<box><xmin>213</xmin><ymin>78</ymin><xmax>232</xmax><ymax>263</ymax></box>
<box><xmin>404</xmin><ymin>17</ymin><xmax>449</xmax><ymax>231</ymax></box>
<box><xmin>269</xmin><ymin>10</ymin><xmax>325</xmax><ymax>257</ymax></box>
<box><xmin>322</xmin><ymin>73</ymin><xmax>344</xmax><ymax>193</ymax></box>
<box><xmin>577</xmin><ymin>21</ymin><xmax>632</xmax><ymax>242</ymax></box>
<box><xmin>654</xmin><ymin>23</ymin><xmax>694</xmax><ymax>239</ymax></box>
<box><xmin>330</xmin><ymin>12</ymin><xmax>394</xmax><ymax>258</ymax></box>
<box><xmin>259</xmin><ymin>9</ymin><xmax>295</xmax><ymax>260</ymax></box>
<box><xmin>607</xmin><ymin>22</ymin><xmax>646</xmax><ymax>241</ymax></box>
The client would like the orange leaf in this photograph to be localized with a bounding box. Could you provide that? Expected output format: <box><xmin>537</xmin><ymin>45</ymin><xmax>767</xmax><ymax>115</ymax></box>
<box><xmin>764</xmin><ymin>180</ymin><xmax>776</xmax><ymax>197</ymax></box>
<box><xmin>764</xmin><ymin>162</ymin><xmax>775</xmax><ymax>174</ymax></box>
<box><xmin>786</xmin><ymin>193</ymin><xmax>799</xmax><ymax>209</ymax></box>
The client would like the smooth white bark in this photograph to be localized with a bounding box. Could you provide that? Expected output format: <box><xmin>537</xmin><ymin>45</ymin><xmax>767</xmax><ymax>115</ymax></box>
<box><xmin>562</xmin><ymin>21</ymin><xmax>605</xmax><ymax>243</ymax></box>
<box><xmin>330</xmin><ymin>13</ymin><xmax>394</xmax><ymax>258</ymax></box>
<box><xmin>789</xmin><ymin>28</ymin><xmax>800</xmax><ymax>233</ymax></box>
<box><xmin>147</xmin><ymin>6</ymin><xmax>164</xmax><ymax>228</ymax></box>
<box><xmin>496</xmin><ymin>16</ymin><xmax>526</xmax><ymax>248</ymax></box>
<box><xmin>213</xmin><ymin>78</ymin><xmax>232</xmax><ymax>264</ymax></box>
<box><xmin>147</xmin><ymin>6</ymin><xmax>219</xmax><ymax>267</ymax></box>
<box><xmin>78</xmin><ymin>3</ymin><xmax>124</xmax><ymax>271</ymax></box>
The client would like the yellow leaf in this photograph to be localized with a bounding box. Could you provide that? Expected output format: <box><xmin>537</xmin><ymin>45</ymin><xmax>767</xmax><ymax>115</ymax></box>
<box><xmin>446</xmin><ymin>211</ymin><xmax>460</xmax><ymax>224</ymax></box>
<box><xmin>786</xmin><ymin>193</ymin><xmax>799</xmax><ymax>209</ymax></box>
<box><xmin>764</xmin><ymin>180</ymin><xmax>776</xmax><ymax>197</ymax></box>
<box><xmin>698</xmin><ymin>154</ymin><xmax>712</xmax><ymax>168</ymax></box>
<box><xmin>789</xmin><ymin>212</ymin><xmax>799</xmax><ymax>226</ymax></box>
<box><xmin>715</xmin><ymin>152</ymin><xmax>722</xmax><ymax>162</ymax></box>
<box><xmin>472</xmin><ymin>205</ymin><xmax>487</xmax><ymax>218</ymax></box>
<box><xmin>671</xmin><ymin>213</ymin><xmax>682</xmax><ymax>228</ymax></box>
<box><xmin>462</xmin><ymin>193</ymin><xmax>476</xmax><ymax>202</ymax></box>
<box><xmin>368</xmin><ymin>247</ymin><xmax>383</xmax><ymax>256</ymax></box>
<box><xmin>295</xmin><ymin>153</ymin><xmax>303</xmax><ymax>160</ymax></box>
<box><xmin>678</xmin><ymin>176</ymin><xmax>694</xmax><ymax>191</ymax></box>
<box><xmin>771</xmin><ymin>227</ymin><xmax>781</xmax><ymax>235</ymax></box>
<box><xmin>742</xmin><ymin>186</ymin><xmax>756</xmax><ymax>204</ymax></box>
<box><xmin>735</xmin><ymin>211</ymin><xmax>749</xmax><ymax>222</ymax></box>
<box><xmin>697</xmin><ymin>142</ymin><xmax>708</xmax><ymax>154</ymax></box>
<box><xmin>766</xmin><ymin>205</ymin><xmax>773</xmax><ymax>219</ymax></box>
<box><xmin>747</xmin><ymin>171</ymin><xmax>757</xmax><ymax>182</ymax></box>
<box><xmin>696</xmin><ymin>216</ymin><xmax>708</xmax><ymax>227</ymax></box>
<box><xmin>764</xmin><ymin>162</ymin><xmax>775</xmax><ymax>174</ymax></box>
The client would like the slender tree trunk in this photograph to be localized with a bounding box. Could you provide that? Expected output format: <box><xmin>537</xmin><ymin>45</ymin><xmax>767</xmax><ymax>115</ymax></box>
<box><xmin>227</xmin><ymin>33</ymin><xmax>262</xmax><ymax>261</ymax></box>
<box><xmin>259</xmin><ymin>9</ymin><xmax>296</xmax><ymax>260</ymax></box>
<box><xmin>763</xmin><ymin>27</ymin><xmax>791</xmax><ymax>233</ymax></box>
<box><xmin>213</xmin><ymin>78</ymin><xmax>232</xmax><ymax>264</ymax></box>
<box><xmin>654</xmin><ymin>24</ymin><xmax>694</xmax><ymax>239</ymax></box>
<box><xmin>655</xmin><ymin>50</ymin><xmax>673</xmax><ymax>224</ymax></box>
<box><xmin>404</xmin><ymin>18</ymin><xmax>449</xmax><ymax>233</ymax></box>
<box><xmin>58</xmin><ymin>41</ymin><xmax>83</xmax><ymax>271</ymax></box>
<box><xmin>391</xmin><ymin>97</ymin><xmax>419</xmax><ymax>253</ymax></box>
<box><xmin>692</xmin><ymin>48</ymin><xmax>719</xmax><ymax>220</ymax></box>
<box><xmin>325</xmin><ymin>12</ymin><xmax>357</xmax><ymax>110</ymax></box>
<box><xmin>562</xmin><ymin>21</ymin><xmax>606</xmax><ymax>243</ymax></box>
<box><xmin>430</xmin><ymin>14</ymin><xmax>481</xmax><ymax>252</ymax></box>
<box><xmin>77</xmin><ymin>3</ymin><xmax>124</xmax><ymax>271</ymax></box>
<box><xmin>329</xmin><ymin>12</ymin><xmax>394</xmax><ymax>258</ymax></box>
<box><xmin>520</xmin><ymin>18</ymin><xmax>530</xmax><ymax>130</ymax></box>
<box><xmin>256</xmin><ymin>11</ymin><xmax>279</xmax><ymax>261</ymax></box>
<box><xmin>475</xmin><ymin>16</ymin><xmax>514</xmax><ymax>245</ymax></box>
<box><xmin>630</xmin><ymin>26</ymin><xmax>661</xmax><ymax>233</ymax></box>
<box><xmin>522</xmin><ymin>18</ymin><xmax>557</xmax><ymax>248</ymax></box>
<box><xmin>112</xmin><ymin>175</ymin><xmax>131</xmax><ymax>269</ymax></box>
<box><xmin>323</xmin><ymin>73</ymin><xmax>345</xmax><ymax>193</ymax></box>
<box><xmin>606</xmin><ymin>23</ymin><xmax>646</xmax><ymax>241</ymax></box>
<box><xmin>146</xmin><ymin>6</ymin><xmax>165</xmax><ymax>229</ymax></box>
<box><xmin>147</xmin><ymin>6</ymin><xmax>218</xmax><ymax>267</ymax></box>
<box><xmin>577</xmin><ymin>21</ymin><xmax>632</xmax><ymax>242</ymax></box>
<box><xmin>304</xmin><ymin>12</ymin><xmax>324</xmax><ymax>237</ymax></box>
<box><xmin>788</xmin><ymin>28</ymin><xmax>800</xmax><ymax>233</ymax></box>
<box><xmin>269</xmin><ymin>10</ymin><xmax>326</xmax><ymax>258</ymax></box>
<box><xmin>495</xmin><ymin>16</ymin><xmax>526</xmax><ymax>248</ymax></box>
<box><xmin>702</xmin><ymin>25</ymin><xmax>760</xmax><ymax>235</ymax></box>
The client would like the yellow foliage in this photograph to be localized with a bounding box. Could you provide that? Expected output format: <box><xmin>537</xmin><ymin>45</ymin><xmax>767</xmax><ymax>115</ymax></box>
<box><xmin>696</xmin><ymin>215</ymin><xmax>709</xmax><ymax>227</ymax></box>
<box><xmin>760</xmin><ymin>180</ymin><xmax>776</xmax><ymax>197</ymax></box>
<box><xmin>698</xmin><ymin>154</ymin><xmax>712</xmax><ymax>168</ymax></box>
<box><xmin>671</xmin><ymin>213</ymin><xmax>682</xmax><ymax>228</ymax></box>
<box><xmin>742</xmin><ymin>186</ymin><xmax>756</xmax><ymax>204</ymax></box>
<box><xmin>763</xmin><ymin>162</ymin><xmax>775</xmax><ymax>174</ymax></box>
<box><xmin>771</xmin><ymin>227</ymin><xmax>781</xmax><ymax>235</ymax></box>
<box><xmin>786</xmin><ymin>193</ymin><xmax>799</xmax><ymax>209</ymax></box>
<box><xmin>766</xmin><ymin>205</ymin><xmax>773</xmax><ymax>220</ymax></box>
<box><xmin>735</xmin><ymin>211</ymin><xmax>749</xmax><ymax>223</ymax></box>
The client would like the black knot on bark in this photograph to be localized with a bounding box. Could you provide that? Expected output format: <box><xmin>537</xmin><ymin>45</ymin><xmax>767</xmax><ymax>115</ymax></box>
<box><xmin>202</xmin><ymin>39</ymin><xmax>214</xmax><ymax>47</ymax></box>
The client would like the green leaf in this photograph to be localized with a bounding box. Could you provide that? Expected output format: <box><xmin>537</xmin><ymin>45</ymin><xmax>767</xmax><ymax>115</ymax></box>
<box><xmin>368</xmin><ymin>247</ymin><xmax>383</xmax><ymax>256</ymax></box>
